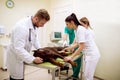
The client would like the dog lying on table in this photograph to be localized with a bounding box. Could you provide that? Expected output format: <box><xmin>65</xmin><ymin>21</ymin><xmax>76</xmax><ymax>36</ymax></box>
<box><xmin>33</xmin><ymin>47</ymin><xmax>77</xmax><ymax>67</ymax></box>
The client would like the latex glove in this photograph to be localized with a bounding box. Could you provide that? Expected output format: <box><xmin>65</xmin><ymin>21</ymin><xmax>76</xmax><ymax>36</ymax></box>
<box><xmin>62</xmin><ymin>40</ymin><xmax>68</xmax><ymax>47</ymax></box>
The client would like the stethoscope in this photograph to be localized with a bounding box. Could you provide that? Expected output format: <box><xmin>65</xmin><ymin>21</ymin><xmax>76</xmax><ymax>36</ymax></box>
<box><xmin>29</xmin><ymin>29</ymin><xmax>31</xmax><ymax>42</ymax></box>
<box><xmin>29</xmin><ymin>26</ymin><xmax>36</xmax><ymax>42</ymax></box>
<box><xmin>29</xmin><ymin>17</ymin><xmax>36</xmax><ymax>42</ymax></box>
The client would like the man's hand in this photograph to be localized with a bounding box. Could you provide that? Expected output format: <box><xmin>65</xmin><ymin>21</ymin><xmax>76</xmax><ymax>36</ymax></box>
<box><xmin>33</xmin><ymin>57</ymin><xmax>43</xmax><ymax>64</ymax></box>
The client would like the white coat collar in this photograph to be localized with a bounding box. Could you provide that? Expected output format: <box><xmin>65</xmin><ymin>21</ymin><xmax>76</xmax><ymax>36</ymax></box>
<box><xmin>28</xmin><ymin>16</ymin><xmax>36</xmax><ymax>30</ymax></box>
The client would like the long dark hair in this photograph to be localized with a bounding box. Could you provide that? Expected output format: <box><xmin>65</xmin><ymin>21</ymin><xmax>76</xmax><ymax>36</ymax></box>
<box><xmin>65</xmin><ymin>13</ymin><xmax>80</xmax><ymax>26</ymax></box>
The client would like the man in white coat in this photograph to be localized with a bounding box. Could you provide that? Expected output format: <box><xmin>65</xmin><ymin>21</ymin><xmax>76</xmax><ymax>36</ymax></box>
<box><xmin>7</xmin><ymin>9</ymin><xmax>50</xmax><ymax>80</ymax></box>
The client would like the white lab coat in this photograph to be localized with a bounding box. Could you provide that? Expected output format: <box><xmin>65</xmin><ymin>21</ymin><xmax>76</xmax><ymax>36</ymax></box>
<box><xmin>7</xmin><ymin>17</ymin><xmax>41</xmax><ymax>79</ymax></box>
<box><xmin>75</xmin><ymin>25</ymin><xmax>100</xmax><ymax>80</ymax></box>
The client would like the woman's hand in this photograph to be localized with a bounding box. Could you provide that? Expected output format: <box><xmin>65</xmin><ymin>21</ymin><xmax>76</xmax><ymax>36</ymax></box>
<box><xmin>65</xmin><ymin>46</ymin><xmax>75</xmax><ymax>53</ymax></box>
<box><xmin>62</xmin><ymin>46</ymin><xmax>72</xmax><ymax>52</ymax></box>
<box><xmin>64</xmin><ymin>56</ymin><xmax>72</xmax><ymax>62</ymax></box>
<box><xmin>33</xmin><ymin>57</ymin><xmax>43</xmax><ymax>64</ymax></box>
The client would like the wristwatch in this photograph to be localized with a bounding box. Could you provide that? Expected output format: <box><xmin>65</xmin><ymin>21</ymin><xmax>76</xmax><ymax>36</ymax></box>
<box><xmin>6</xmin><ymin>0</ymin><xmax>14</xmax><ymax>8</ymax></box>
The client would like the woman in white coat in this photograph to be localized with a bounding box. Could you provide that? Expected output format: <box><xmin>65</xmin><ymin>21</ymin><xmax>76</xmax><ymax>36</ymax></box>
<box><xmin>7</xmin><ymin>9</ymin><xmax>50</xmax><ymax>80</ymax></box>
<box><xmin>64</xmin><ymin>14</ymin><xmax>100</xmax><ymax>80</ymax></box>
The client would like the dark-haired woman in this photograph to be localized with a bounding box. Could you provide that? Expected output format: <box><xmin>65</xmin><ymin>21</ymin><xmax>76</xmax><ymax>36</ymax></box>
<box><xmin>64</xmin><ymin>14</ymin><xmax>100</xmax><ymax>80</ymax></box>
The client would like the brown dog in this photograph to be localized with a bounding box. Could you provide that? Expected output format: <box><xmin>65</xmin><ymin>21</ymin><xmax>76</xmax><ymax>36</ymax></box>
<box><xmin>33</xmin><ymin>47</ymin><xmax>77</xmax><ymax>67</ymax></box>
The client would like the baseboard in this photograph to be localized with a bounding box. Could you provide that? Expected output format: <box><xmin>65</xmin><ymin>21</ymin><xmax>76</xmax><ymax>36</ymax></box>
<box><xmin>94</xmin><ymin>76</ymin><xmax>104</xmax><ymax>80</ymax></box>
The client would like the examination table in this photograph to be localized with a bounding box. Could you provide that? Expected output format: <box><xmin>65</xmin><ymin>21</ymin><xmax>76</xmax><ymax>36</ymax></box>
<box><xmin>27</xmin><ymin>53</ymin><xmax>83</xmax><ymax>80</ymax></box>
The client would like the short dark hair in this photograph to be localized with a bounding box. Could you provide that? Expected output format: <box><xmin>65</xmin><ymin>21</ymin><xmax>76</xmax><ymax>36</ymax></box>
<box><xmin>35</xmin><ymin>9</ymin><xmax>50</xmax><ymax>21</ymax></box>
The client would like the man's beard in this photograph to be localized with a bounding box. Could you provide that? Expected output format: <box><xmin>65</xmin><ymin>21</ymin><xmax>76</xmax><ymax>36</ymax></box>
<box><xmin>33</xmin><ymin>22</ymin><xmax>38</xmax><ymax>29</ymax></box>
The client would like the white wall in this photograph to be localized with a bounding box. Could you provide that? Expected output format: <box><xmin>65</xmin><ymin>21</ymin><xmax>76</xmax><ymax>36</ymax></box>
<box><xmin>95</xmin><ymin>23</ymin><xmax>120</xmax><ymax>80</ymax></box>
<box><xmin>50</xmin><ymin>0</ymin><xmax>74</xmax><ymax>37</ymax></box>
<box><xmin>0</xmin><ymin>0</ymin><xmax>51</xmax><ymax>46</ymax></box>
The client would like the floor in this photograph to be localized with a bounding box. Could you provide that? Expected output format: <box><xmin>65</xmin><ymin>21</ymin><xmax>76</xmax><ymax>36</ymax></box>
<box><xmin>0</xmin><ymin>65</ymin><xmax>100</xmax><ymax>80</ymax></box>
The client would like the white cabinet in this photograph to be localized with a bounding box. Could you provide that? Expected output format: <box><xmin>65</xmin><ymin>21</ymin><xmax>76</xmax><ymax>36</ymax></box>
<box><xmin>0</xmin><ymin>44</ymin><xmax>8</xmax><ymax>70</ymax></box>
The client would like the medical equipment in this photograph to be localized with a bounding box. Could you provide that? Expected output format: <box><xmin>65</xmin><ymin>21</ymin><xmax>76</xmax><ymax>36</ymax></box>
<box><xmin>29</xmin><ymin>29</ymin><xmax>31</xmax><ymax>42</ymax></box>
<box><xmin>50</xmin><ymin>31</ymin><xmax>62</xmax><ymax>41</ymax></box>
<box><xmin>0</xmin><ymin>25</ymin><xmax>5</xmax><ymax>35</ymax></box>
<box><xmin>0</xmin><ymin>43</ymin><xmax>8</xmax><ymax>70</ymax></box>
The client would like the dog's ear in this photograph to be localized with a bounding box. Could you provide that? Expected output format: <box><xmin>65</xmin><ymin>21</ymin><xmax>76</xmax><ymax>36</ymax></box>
<box><xmin>32</xmin><ymin>50</ymin><xmax>37</xmax><ymax>52</ymax></box>
<box><xmin>39</xmin><ymin>49</ymin><xmax>44</xmax><ymax>52</ymax></box>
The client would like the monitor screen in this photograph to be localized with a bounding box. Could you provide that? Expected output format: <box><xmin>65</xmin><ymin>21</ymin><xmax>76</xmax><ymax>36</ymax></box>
<box><xmin>54</xmin><ymin>32</ymin><xmax>61</xmax><ymax>38</ymax></box>
<box><xmin>50</xmin><ymin>31</ymin><xmax>62</xmax><ymax>41</ymax></box>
